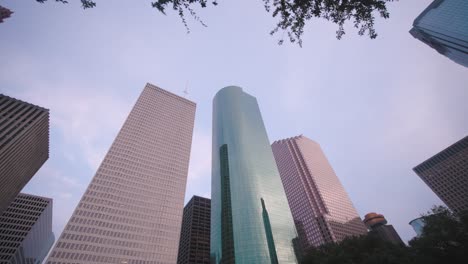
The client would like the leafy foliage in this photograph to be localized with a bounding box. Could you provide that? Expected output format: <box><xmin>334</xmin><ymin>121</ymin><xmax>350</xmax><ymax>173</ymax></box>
<box><xmin>301</xmin><ymin>235</ymin><xmax>411</xmax><ymax>264</ymax></box>
<box><xmin>36</xmin><ymin>0</ymin><xmax>396</xmax><ymax>46</ymax></box>
<box><xmin>263</xmin><ymin>0</ymin><xmax>395</xmax><ymax>46</ymax></box>
<box><xmin>36</xmin><ymin>0</ymin><xmax>96</xmax><ymax>9</ymax></box>
<box><xmin>409</xmin><ymin>206</ymin><xmax>468</xmax><ymax>264</ymax></box>
<box><xmin>301</xmin><ymin>206</ymin><xmax>468</xmax><ymax>264</ymax></box>
<box><xmin>152</xmin><ymin>0</ymin><xmax>396</xmax><ymax>46</ymax></box>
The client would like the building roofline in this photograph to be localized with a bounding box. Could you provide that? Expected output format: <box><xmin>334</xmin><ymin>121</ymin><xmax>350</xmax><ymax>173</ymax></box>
<box><xmin>413</xmin><ymin>135</ymin><xmax>468</xmax><ymax>173</ymax></box>
<box><xmin>18</xmin><ymin>192</ymin><xmax>53</xmax><ymax>202</ymax></box>
<box><xmin>0</xmin><ymin>94</ymin><xmax>49</xmax><ymax>112</ymax></box>
<box><xmin>145</xmin><ymin>83</ymin><xmax>196</xmax><ymax>106</ymax></box>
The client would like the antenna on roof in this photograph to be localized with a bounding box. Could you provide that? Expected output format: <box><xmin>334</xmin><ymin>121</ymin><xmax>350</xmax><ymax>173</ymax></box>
<box><xmin>183</xmin><ymin>81</ymin><xmax>189</xmax><ymax>97</ymax></box>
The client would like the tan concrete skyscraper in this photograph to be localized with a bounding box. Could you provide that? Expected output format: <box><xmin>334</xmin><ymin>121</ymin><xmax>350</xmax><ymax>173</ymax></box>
<box><xmin>46</xmin><ymin>84</ymin><xmax>196</xmax><ymax>264</ymax></box>
<box><xmin>272</xmin><ymin>135</ymin><xmax>367</xmax><ymax>254</ymax></box>
<box><xmin>0</xmin><ymin>94</ymin><xmax>49</xmax><ymax>215</ymax></box>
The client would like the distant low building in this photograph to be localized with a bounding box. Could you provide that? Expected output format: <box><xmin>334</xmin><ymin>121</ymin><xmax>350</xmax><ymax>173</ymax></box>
<box><xmin>363</xmin><ymin>213</ymin><xmax>404</xmax><ymax>245</ymax></box>
<box><xmin>409</xmin><ymin>217</ymin><xmax>425</xmax><ymax>237</ymax></box>
<box><xmin>0</xmin><ymin>193</ymin><xmax>55</xmax><ymax>264</ymax></box>
<box><xmin>0</xmin><ymin>5</ymin><xmax>13</xmax><ymax>23</ymax></box>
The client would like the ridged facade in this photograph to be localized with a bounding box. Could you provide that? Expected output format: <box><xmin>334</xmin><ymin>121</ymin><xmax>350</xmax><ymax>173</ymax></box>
<box><xmin>177</xmin><ymin>196</ymin><xmax>211</xmax><ymax>264</ymax></box>
<box><xmin>0</xmin><ymin>193</ymin><xmax>55</xmax><ymax>264</ymax></box>
<box><xmin>46</xmin><ymin>83</ymin><xmax>196</xmax><ymax>264</ymax></box>
<box><xmin>0</xmin><ymin>94</ymin><xmax>49</xmax><ymax>215</ymax></box>
<box><xmin>271</xmin><ymin>136</ymin><xmax>367</xmax><ymax>252</ymax></box>
<box><xmin>413</xmin><ymin>135</ymin><xmax>468</xmax><ymax>213</ymax></box>
<box><xmin>211</xmin><ymin>86</ymin><xmax>297</xmax><ymax>264</ymax></box>
<box><xmin>410</xmin><ymin>0</ymin><xmax>468</xmax><ymax>67</ymax></box>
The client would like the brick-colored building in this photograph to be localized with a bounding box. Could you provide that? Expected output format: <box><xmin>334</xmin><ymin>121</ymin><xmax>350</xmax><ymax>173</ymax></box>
<box><xmin>272</xmin><ymin>135</ymin><xmax>367</xmax><ymax>253</ymax></box>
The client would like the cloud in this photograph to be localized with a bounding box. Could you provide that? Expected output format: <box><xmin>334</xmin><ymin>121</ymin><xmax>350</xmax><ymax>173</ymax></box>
<box><xmin>188</xmin><ymin>127</ymin><xmax>212</xmax><ymax>180</ymax></box>
<box><xmin>184</xmin><ymin>125</ymin><xmax>212</xmax><ymax>202</ymax></box>
<box><xmin>1</xmin><ymin>56</ymin><xmax>131</xmax><ymax>171</ymax></box>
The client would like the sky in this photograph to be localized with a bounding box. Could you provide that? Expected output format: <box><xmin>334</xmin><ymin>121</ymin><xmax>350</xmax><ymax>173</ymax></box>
<box><xmin>1</xmin><ymin>0</ymin><xmax>467</xmax><ymax>246</ymax></box>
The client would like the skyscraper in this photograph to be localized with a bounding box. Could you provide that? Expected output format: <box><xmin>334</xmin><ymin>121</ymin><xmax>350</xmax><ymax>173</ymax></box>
<box><xmin>177</xmin><ymin>196</ymin><xmax>211</xmax><ymax>264</ymax></box>
<box><xmin>363</xmin><ymin>213</ymin><xmax>404</xmax><ymax>245</ymax></box>
<box><xmin>0</xmin><ymin>193</ymin><xmax>55</xmax><ymax>264</ymax></box>
<box><xmin>409</xmin><ymin>0</ymin><xmax>468</xmax><ymax>67</ymax></box>
<box><xmin>271</xmin><ymin>135</ymin><xmax>367</xmax><ymax>252</ymax></box>
<box><xmin>0</xmin><ymin>94</ymin><xmax>49</xmax><ymax>215</ymax></box>
<box><xmin>413</xmin><ymin>135</ymin><xmax>468</xmax><ymax>213</ymax></box>
<box><xmin>46</xmin><ymin>83</ymin><xmax>196</xmax><ymax>264</ymax></box>
<box><xmin>211</xmin><ymin>86</ymin><xmax>297</xmax><ymax>264</ymax></box>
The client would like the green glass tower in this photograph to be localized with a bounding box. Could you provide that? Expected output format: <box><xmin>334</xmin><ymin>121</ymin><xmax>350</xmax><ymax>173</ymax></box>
<box><xmin>211</xmin><ymin>86</ymin><xmax>297</xmax><ymax>264</ymax></box>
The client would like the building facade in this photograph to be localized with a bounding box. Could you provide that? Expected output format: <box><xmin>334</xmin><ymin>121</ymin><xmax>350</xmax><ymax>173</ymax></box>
<box><xmin>413</xmin><ymin>135</ymin><xmax>468</xmax><ymax>213</ymax></box>
<box><xmin>0</xmin><ymin>94</ymin><xmax>49</xmax><ymax>215</ymax></box>
<box><xmin>211</xmin><ymin>86</ymin><xmax>298</xmax><ymax>264</ymax></box>
<box><xmin>271</xmin><ymin>135</ymin><xmax>367</xmax><ymax>252</ymax></box>
<box><xmin>177</xmin><ymin>196</ymin><xmax>210</xmax><ymax>264</ymax></box>
<box><xmin>363</xmin><ymin>213</ymin><xmax>404</xmax><ymax>245</ymax></box>
<box><xmin>46</xmin><ymin>83</ymin><xmax>196</xmax><ymax>264</ymax></box>
<box><xmin>410</xmin><ymin>0</ymin><xmax>468</xmax><ymax>67</ymax></box>
<box><xmin>0</xmin><ymin>193</ymin><xmax>55</xmax><ymax>264</ymax></box>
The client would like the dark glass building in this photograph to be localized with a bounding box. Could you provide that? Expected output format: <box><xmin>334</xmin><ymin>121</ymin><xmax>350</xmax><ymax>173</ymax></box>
<box><xmin>0</xmin><ymin>94</ymin><xmax>49</xmax><ymax>215</ymax></box>
<box><xmin>413</xmin><ymin>135</ymin><xmax>468</xmax><ymax>213</ymax></box>
<box><xmin>410</xmin><ymin>0</ymin><xmax>468</xmax><ymax>68</ymax></box>
<box><xmin>211</xmin><ymin>86</ymin><xmax>298</xmax><ymax>264</ymax></box>
<box><xmin>0</xmin><ymin>193</ymin><xmax>55</xmax><ymax>264</ymax></box>
<box><xmin>177</xmin><ymin>196</ymin><xmax>211</xmax><ymax>264</ymax></box>
<box><xmin>363</xmin><ymin>213</ymin><xmax>404</xmax><ymax>245</ymax></box>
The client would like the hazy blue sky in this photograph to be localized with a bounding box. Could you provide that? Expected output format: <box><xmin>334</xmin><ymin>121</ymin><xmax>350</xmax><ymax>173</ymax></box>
<box><xmin>1</xmin><ymin>0</ymin><xmax>467</xmax><ymax>245</ymax></box>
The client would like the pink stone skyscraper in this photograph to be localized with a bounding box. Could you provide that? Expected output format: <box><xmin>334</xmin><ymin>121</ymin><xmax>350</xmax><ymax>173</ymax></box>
<box><xmin>271</xmin><ymin>135</ymin><xmax>367</xmax><ymax>252</ymax></box>
<box><xmin>46</xmin><ymin>83</ymin><xmax>196</xmax><ymax>264</ymax></box>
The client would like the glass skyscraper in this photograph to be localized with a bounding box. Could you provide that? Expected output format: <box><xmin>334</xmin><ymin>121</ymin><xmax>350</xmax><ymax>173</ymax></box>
<box><xmin>211</xmin><ymin>86</ymin><xmax>297</xmax><ymax>264</ymax></box>
<box><xmin>410</xmin><ymin>0</ymin><xmax>468</xmax><ymax>67</ymax></box>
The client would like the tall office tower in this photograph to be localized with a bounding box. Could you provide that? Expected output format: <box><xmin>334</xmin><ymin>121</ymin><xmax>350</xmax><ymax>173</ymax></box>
<box><xmin>409</xmin><ymin>0</ymin><xmax>468</xmax><ymax>68</ymax></box>
<box><xmin>271</xmin><ymin>135</ymin><xmax>367</xmax><ymax>252</ymax></box>
<box><xmin>211</xmin><ymin>86</ymin><xmax>298</xmax><ymax>264</ymax></box>
<box><xmin>0</xmin><ymin>94</ymin><xmax>49</xmax><ymax>215</ymax></box>
<box><xmin>413</xmin><ymin>135</ymin><xmax>468</xmax><ymax>213</ymax></box>
<box><xmin>177</xmin><ymin>196</ymin><xmax>211</xmax><ymax>264</ymax></box>
<box><xmin>0</xmin><ymin>5</ymin><xmax>13</xmax><ymax>23</ymax></box>
<box><xmin>0</xmin><ymin>193</ymin><xmax>55</xmax><ymax>264</ymax></box>
<box><xmin>363</xmin><ymin>213</ymin><xmax>404</xmax><ymax>245</ymax></box>
<box><xmin>46</xmin><ymin>83</ymin><xmax>196</xmax><ymax>264</ymax></box>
